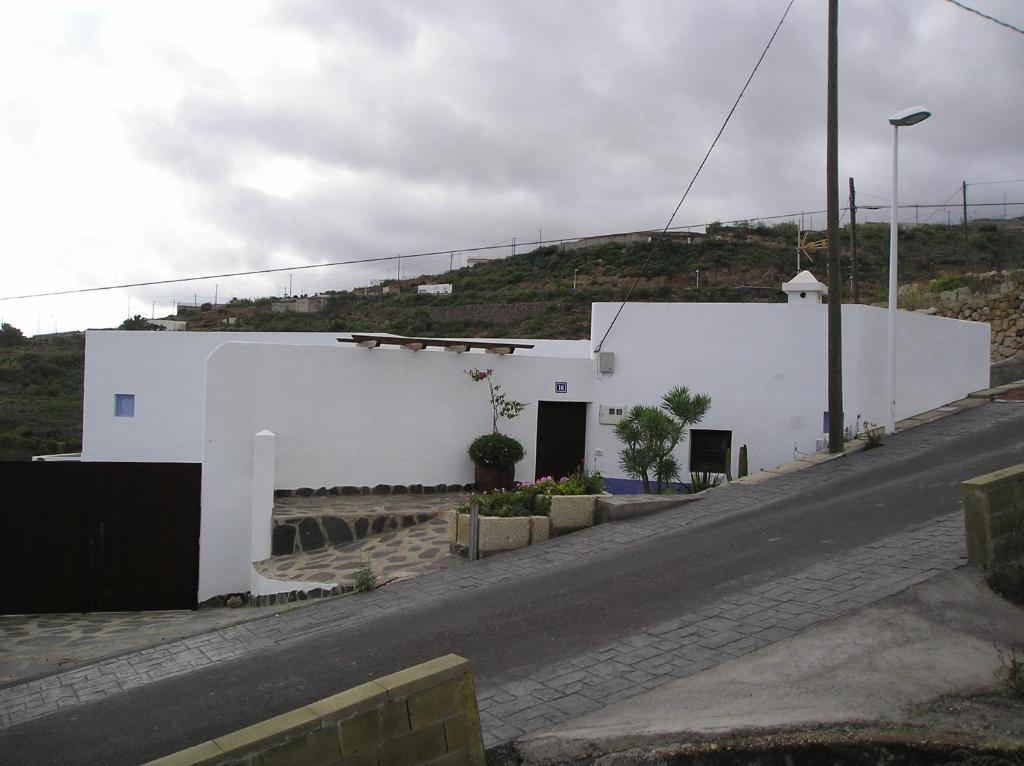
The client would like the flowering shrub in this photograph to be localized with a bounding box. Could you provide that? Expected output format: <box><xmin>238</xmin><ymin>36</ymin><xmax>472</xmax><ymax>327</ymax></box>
<box><xmin>457</xmin><ymin>469</ymin><xmax>605</xmax><ymax>518</ymax></box>
<box><xmin>520</xmin><ymin>468</ymin><xmax>603</xmax><ymax>496</ymax></box>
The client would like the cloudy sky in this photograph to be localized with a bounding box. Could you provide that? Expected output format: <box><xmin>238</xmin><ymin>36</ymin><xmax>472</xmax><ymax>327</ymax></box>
<box><xmin>0</xmin><ymin>0</ymin><xmax>1021</xmax><ymax>335</ymax></box>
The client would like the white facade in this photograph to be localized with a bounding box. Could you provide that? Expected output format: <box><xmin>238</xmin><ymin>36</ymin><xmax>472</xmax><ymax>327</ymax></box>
<box><xmin>587</xmin><ymin>301</ymin><xmax>989</xmax><ymax>479</ymax></box>
<box><xmin>199</xmin><ymin>344</ymin><xmax>594</xmax><ymax>598</ymax></box>
<box><xmin>80</xmin><ymin>292</ymin><xmax>990</xmax><ymax>602</ymax></box>
<box><xmin>83</xmin><ymin>332</ymin><xmax>348</xmax><ymax>463</ymax></box>
<box><xmin>82</xmin><ymin>331</ymin><xmax>591</xmax><ymax>463</ymax></box>
<box><xmin>417</xmin><ymin>283</ymin><xmax>453</xmax><ymax>295</ymax></box>
<box><xmin>147</xmin><ymin>319</ymin><xmax>186</xmax><ymax>331</ymax></box>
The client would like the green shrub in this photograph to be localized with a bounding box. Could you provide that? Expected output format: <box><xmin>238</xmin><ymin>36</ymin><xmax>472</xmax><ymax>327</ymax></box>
<box><xmin>353</xmin><ymin>561</ymin><xmax>377</xmax><ymax>592</ymax></box>
<box><xmin>928</xmin><ymin>273</ymin><xmax>969</xmax><ymax>293</ymax></box>
<box><xmin>689</xmin><ymin>472</ymin><xmax>724</xmax><ymax>493</ymax></box>
<box><xmin>456</xmin><ymin>489</ymin><xmax>535</xmax><ymax>517</ymax></box>
<box><xmin>863</xmin><ymin>422</ymin><xmax>885</xmax><ymax>450</ymax></box>
<box><xmin>467</xmin><ymin>433</ymin><xmax>525</xmax><ymax>469</ymax></box>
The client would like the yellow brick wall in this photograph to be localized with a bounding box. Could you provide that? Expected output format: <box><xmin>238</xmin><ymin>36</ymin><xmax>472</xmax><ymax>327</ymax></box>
<box><xmin>144</xmin><ymin>654</ymin><xmax>484</xmax><ymax>766</ymax></box>
<box><xmin>963</xmin><ymin>464</ymin><xmax>1024</xmax><ymax>568</ymax></box>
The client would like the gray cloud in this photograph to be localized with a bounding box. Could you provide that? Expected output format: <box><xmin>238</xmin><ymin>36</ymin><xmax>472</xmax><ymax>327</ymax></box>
<box><xmin>112</xmin><ymin>0</ymin><xmax>1024</xmax><ymax>291</ymax></box>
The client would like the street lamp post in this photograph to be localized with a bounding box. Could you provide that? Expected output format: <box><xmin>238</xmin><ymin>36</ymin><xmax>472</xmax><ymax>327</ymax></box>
<box><xmin>886</xmin><ymin>106</ymin><xmax>931</xmax><ymax>434</ymax></box>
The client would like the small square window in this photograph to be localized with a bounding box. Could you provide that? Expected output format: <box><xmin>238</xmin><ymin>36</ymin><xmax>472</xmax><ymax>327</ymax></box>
<box><xmin>114</xmin><ymin>393</ymin><xmax>135</xmax><ymax>418</ymax></box>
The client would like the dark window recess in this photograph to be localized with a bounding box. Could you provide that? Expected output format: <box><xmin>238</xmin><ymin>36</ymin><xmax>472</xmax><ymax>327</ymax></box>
<box><xmin>689</xmin><ymin>429</ymin><xmax>733</xmax><ymax>474</ymax></box>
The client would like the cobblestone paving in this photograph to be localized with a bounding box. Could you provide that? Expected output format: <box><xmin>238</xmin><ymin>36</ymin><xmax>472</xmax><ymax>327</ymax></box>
<box><xmin>255</xmin><ymin>515</ymin><xmax>464</xmax><ymax>587</ymax></box>
<box><xmin>1</xmin><ymin>402</ymin><xmax>1020</xmax><ymax>738</ymax></box>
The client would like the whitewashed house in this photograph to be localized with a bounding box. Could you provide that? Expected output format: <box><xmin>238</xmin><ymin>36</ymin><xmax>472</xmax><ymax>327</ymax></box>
<box><xmin>80</xmin><ymin>273</ymin><xmax>989</xmax><ymax>601</ymax></box>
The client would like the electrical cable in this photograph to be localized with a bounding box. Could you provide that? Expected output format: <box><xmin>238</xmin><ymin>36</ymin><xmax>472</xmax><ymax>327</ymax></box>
<box><xmin>943</xmin><ymin>0</ymin><xmax>1024</xmax><ymax>35</ymax></box>
<box><xmin>921</xmin><ymin>183</ymin><xmax>965</xmax><ymax>224</ymax></box>
<box><xmin>593</xmin><ymin>0</ymin><xmax>796</xmax><ymax>353</ymax></box>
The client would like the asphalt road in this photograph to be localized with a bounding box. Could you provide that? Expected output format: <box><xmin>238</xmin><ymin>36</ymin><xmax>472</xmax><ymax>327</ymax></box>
<box><xmin>4</xmin><ymin>403</ymin><xmax>1023</xmax><ymax>765</ymax></box>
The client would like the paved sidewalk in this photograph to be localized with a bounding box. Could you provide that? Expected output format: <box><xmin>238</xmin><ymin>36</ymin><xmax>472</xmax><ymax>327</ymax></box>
<box><xmin>1</xmin><ymin>397</ymin><xmax>1020</xmax><ymax>744</ymax></box>
<box><xmin>0</xmin><ymin>608</ymin><xmax>275</xmax><ymax>687</ymax></box>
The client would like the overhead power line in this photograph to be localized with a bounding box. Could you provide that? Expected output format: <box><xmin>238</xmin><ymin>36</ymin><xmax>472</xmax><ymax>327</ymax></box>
<box><xmin>3</xmin><ymin>202</ymin><xmax>1021</xmax><ymax>304</ymax></box>
<box><xmin>943</xmin><ymin>0</ymin><xmax>1024</xmax><ymax>35</ymax></box>
<box><xmin>593</xmin><ymin>0</ymin><xmax>796</xmax><ymax>353</ymax></box>
<box><xmin>968</xmin><ymin>178</ymin><xmax>1024</xmax><ymax>186</ymax></box>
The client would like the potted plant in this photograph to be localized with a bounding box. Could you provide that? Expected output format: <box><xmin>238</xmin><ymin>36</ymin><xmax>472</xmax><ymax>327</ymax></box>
<box><xmin>465</xmin><ymin>368</ymin><xmax>526</xmax><ymax>491</ymax></box>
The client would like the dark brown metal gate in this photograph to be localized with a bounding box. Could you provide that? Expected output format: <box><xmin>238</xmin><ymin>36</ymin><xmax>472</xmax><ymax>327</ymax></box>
<box><xmin>0</xmin><ymin>461</ymin><xmax>201</xmax><ymax>614</ymax></box>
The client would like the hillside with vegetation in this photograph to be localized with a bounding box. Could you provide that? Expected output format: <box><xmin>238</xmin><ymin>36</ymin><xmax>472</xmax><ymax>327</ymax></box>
<box><xmin>1</xmin><ymin>218</ymin><xmax>1022</xmax><ymax>460</ymax></box>
<box><xmin>0</xmin><ymin>326</ymin><xmax>84</xmax><ymax>460</ymax></box>
<box><xmin>184</xmin><ymin>218</ymin><xmax>1024</xmax><ymax>339</ymax></box>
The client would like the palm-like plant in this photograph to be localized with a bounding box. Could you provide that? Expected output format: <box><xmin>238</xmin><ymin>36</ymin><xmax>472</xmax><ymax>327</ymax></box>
<box><xmin>614</xmin><ymin>386</ymin><xmax>712</xmax><ymax>493</ymax></box>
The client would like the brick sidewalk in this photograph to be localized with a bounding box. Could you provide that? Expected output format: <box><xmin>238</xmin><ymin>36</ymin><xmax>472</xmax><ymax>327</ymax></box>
<box><xmin>1</xmin><ymin>402</ymin><xmax>1019</xmax><ymax>739</ymax></box>
<box><xmin>474</xmin><ymin>512</ymin><xmax>963</xmax><ymax>747</ymax></box>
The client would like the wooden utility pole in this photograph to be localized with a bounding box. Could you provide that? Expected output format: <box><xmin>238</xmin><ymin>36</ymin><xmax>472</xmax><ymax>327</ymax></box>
<box><xmin>849</xmin><ymin>177</ymin><xmax>859</xmax><ymax>304</ymax></box>
<box><xmin>961</xmin><ymin>180</ymin><xmax>969</xmax><ymax>258</ymax></box>
<box><xmin>826</xmin><ymin>0</ymin><xmax>843</xmax><ymax>453</ymax></box>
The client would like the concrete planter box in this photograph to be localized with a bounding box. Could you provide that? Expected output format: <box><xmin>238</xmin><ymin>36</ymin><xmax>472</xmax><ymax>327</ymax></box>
<box><xmin>529</xmin><ymin>515</ymin><xmax>551</xmax><ymax>544</ymax></box>
<box><xmin>450</xmin><ymin>514</ymin><xmax>532</xmax><ymax>556</ymax></box>
<box><xmin>548</xmin><ymin>494</ymin><xmax>597</xmax><ymax>531</ymax></box>
<box><xmin>446</xmin><ymin>495</ymin><xmax>600</xmax><ymax>556</ymax></box>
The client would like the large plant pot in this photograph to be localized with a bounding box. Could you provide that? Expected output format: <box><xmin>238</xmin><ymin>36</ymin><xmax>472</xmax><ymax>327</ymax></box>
<box><xmin>474</xmin><ymin>463</ymin><xmax>515</xmax><ymax>492</ymax></box>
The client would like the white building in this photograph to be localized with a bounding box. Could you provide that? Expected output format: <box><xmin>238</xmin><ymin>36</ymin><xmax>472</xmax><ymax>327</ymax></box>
<box><xmin>417</xmin><ymin>283</ymin><xmax>453</xmax><ymax>295</ymax></box>
<box><xmin>80</xmin><ymin>273</ymin><xmax>989</xmax><ymax>601</ymax></box>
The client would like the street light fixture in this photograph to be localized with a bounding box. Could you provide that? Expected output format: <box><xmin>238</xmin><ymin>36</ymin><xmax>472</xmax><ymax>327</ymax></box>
<box><xmin>886</xmin><ymin>106</ymin><xmax>931</xmax><ymax>434</ymax></box>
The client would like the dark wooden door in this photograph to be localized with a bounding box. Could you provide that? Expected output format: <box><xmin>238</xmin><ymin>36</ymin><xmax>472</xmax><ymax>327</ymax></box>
<box><xmin>534</xmin><ymin>401</ymin><xmax>588</xmax><ymax>481</ymax></box>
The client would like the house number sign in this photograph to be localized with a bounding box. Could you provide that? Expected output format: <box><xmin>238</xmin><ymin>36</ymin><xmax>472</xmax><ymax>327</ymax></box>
<box><xmin>555</xmin><ymin>382</ymin><xmax>568</xmax><ymax>394</ymax></box>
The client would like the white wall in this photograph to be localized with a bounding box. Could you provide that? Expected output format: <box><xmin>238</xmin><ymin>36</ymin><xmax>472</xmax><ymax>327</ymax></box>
<box><xmin>83</xmin><ymin>330</ymin><xmax>591</xmax><ymax>463</ymax></box>
<box><xmin>199</xmin><ymin>342</ymin><xmax>593</xmax><ymax>598</ymax></box>
<box><xmin>83</xmin><ymin>331</ymin><xmax>348</xmax><ymax>463</ymax></box>
<box><xmin>844</xmin><ymin>305</ymin><xmax>990</xmax><ymax>426</ymax></box>
<box><xmin>588</xmin><ymin>301</ymin><xmax>990</xmax><ymax>480</ymax></box>
<box><xmin>589</xmin><ymin>302</ymin><xmax>831</xmax><ymax>478</ymax></box>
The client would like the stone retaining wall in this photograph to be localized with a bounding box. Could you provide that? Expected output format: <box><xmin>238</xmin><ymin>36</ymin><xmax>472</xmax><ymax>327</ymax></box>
<box><xmin>929</xmin><ymin>279</ymin><xmax>1024</xmax><ymax>362</ymax></box>
<box><xmin>274</xmin><ymin>483</ymin><xmax>474</xmax><ymax>499</ymax></box>
<box><xmin>962</xmin><ymin>463</ymin><xmax>1024</xmax><ymax>568</ymax></box>
<box><xmin>272</xmin><ymin>512</ymin><xmax>438</xmax><ymax>556</ymax></box>
<box><xmin>145</xmin><ymin>654</ymin><xmax>484</xmax><ymax>766</ymax></box>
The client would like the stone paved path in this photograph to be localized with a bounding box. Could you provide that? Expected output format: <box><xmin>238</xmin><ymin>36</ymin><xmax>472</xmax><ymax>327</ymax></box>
<box><xmin>1</xmin><ymin>395</ymin><xmax>1020</xmax><ymax>749</ymax></box>
<box><xmin>254</xmin><ymin>515</ymin><xmax>464</xmax><ymax>587</ymax></box>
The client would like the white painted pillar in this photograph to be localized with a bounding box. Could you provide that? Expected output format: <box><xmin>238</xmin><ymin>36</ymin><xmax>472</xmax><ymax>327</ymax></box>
<box><xmin>251</xmin><ymin>429</ymin><xmax>276</xmax><ymax>562</ymax></box>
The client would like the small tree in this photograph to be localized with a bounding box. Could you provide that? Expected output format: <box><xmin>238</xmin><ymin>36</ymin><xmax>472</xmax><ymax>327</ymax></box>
<box><xmin>614</xmin><ymin>386</ymin><xmax>711</xmax><ymax>493</ymax></box>
<box><xmin>465</xmin><ymin>368</ymin><xmax>526</xmax><ymax>434</ymax></box>
<box><xmin>118</xmin><ymin>314</ymin><xmax>161</xmax><ymax>331</ymax></box>
<box><xmin>0</xmin><ymin>322</ymin><xmax>26</xmax><ymax>346</ymax></box>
